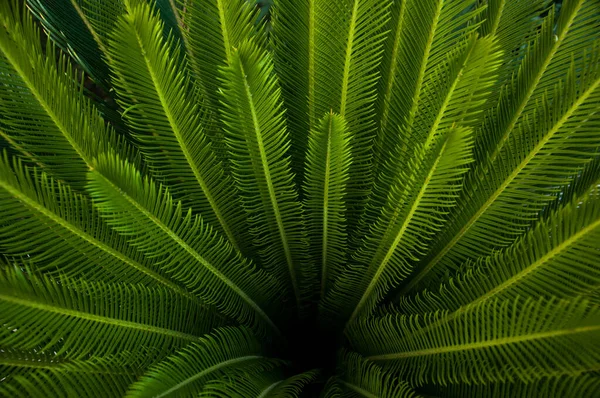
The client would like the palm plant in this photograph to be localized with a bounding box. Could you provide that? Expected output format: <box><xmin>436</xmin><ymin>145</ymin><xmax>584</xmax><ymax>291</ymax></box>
<box><xmin>1</xmin><ymin>0</ymin><xmax>599</xmax><ymax>395</ymax></box>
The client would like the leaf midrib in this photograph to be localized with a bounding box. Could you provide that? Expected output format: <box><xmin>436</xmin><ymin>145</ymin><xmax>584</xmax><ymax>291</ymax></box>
<box><xmin>0</xmin><ymin>32</ymin><xmax>90</xmax><ymax>167</ymax></box>
<box><xmin>378</xmin><ymin>0</ymin><xmax>407</xmax><ymax>133</ymax></box>
<box><xmin>346</xmin><ymin>139</ymin><xmax>448</xmax><ymax>327</ymax></box>
<box><xmin>95</xmin><ymin>171</ymin><xmax>280</xmax><ymax>335</ymax></box>
<box><xmin>320</xmin><ymin>115</ymin><xmax>333</xmax><ymax>298</ymax></box>
<box><xmin>0</xmin><ymin>293</ymin><xmax>198</xmax><ymax>342</ymax></box>
<box><xmin>130</xmin><ymin>22</ymin><xmax>241</xmax><ymax>252</ymax></box>
<box><xmin>339</xmin><ymin>381</ymin><xmax>377</xmax><ymax>398</ymax></box>
<box><xmin>339</xmin><ymin>0</ymin><xmax>360</xmax><ymax>116</ymax></box>
<box><xmin>237</xmin><ymin>59</ymin><xmax>301</xmax><ymax>310</ymax></box>
<box><xmin>154</xmin><ymin>356</ymin><xmax>262</xmax><ymax>398</ymax></box>
<box><xmin>403</xmin><ymin>75</ymin><xmax>600</xmax><ymax>294</ymax></box>
<box><xmin>368</xmin><ymin>324</ymin><xmax>600</xmax><ymax>360</ymax></box>
<box><xmin>1</xmin><ymin>180</ymin><xmax>196</xmax><ymax>306</ymax></box>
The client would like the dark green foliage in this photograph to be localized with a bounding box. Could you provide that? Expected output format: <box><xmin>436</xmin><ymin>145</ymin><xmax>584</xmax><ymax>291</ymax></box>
<box><xmin>0</xmin><ymin>0</ymin><xmax>599</xmax><ymax>396</ymax></box>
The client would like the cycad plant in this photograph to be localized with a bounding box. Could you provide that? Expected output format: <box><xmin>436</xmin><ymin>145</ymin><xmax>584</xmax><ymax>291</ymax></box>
<box><xmin>1</xmin><ymin>0</ymin><xmax>599</xmax><ymax>396</ymax></box>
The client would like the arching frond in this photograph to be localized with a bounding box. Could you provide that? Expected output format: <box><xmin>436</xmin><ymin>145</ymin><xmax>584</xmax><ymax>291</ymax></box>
<box><xmin>334</xmin><ymin>351</ymin><xmax>417</xmax><ymax>398</ymax></box>
<box><xmin>0</xmin><ymin>349</ymin><xmax>140</xmax><ymax>398</ymax></box>
<box><xmin>320</xmin><ymin>127</ymin><xmax>473</xmax><ymax>327</ymax></box>
<box><xmin>218</xmin><ymin>39</ymin><xmax>312</xmax><ymax>312</ymax></box>
<box><xmin>348</xmin><ymin>296</ymin><xmax>600</xmax><ymax>386</ymax></box>
<box><xmin>399</xmin><ymin>187</ymin><xmax>600</xmax><ymax>315</ymax></box>
<box><xmin>366</xmin><ymin>13</ymin><xmax>501</xmax><ymax>253</ymax></box>
<box><xmin>313</xmin><ymin>0</ymin><xmax>391</xmax><ymax>233</ymax></box>
<box><xmin>0</xmin><ymin>154</ymin><xmax>205</xmax><ymax>307</ymax></box>
<box><xmin>0</xmin><ymin>0</ymin><xmax>117</xmax><ymax>188</ymax></box>
<box><xmin>404</xmin><ymin>37</ymin><xmax>600</xmax><ymax>293</ymax></box>
<box><xmin>126</xmin><ymin>327</ymin><xmax>279</xmax><ymax>398</ymax></box>
<box><xmin>303</xmin><ymin>112</ymin><xmax>351</xmax><ymax>299</ymax></box>
<box><xmin>270</xmin><ymin>0</ymin><xmax>315</xmax><ymax>184</ymax></box>
<box><xmin>372</xmin><ymin>0</ymin><xmax>482</xmax><ymax>172</ymax></box>
<box><xmin>181</xmin><ymin>0</ymin><xmax>257</xmax><ymax>111</ymax></box>
<box><xmin>25</xmin><ymin>0</ymin><xmax>117</xmax><ymax>88</ymax></box>
<box><xmin>200</xmin><ymin>368</ymin><xmax>320</xmax><ymax>397</ymax></box>
<box><xmin>87</xmin><ymin>153</ymin><xmax>284</xmax><ymax>336</ymax></box>
<box><xmin>108</xmin><ymin>1</ymin><xmax>252</xmax><ymax>255</ymax></box>
<box><xmin>0</xmin><ymin>269</ymin><xmax>217</xmax><ymax>362</ymax></box>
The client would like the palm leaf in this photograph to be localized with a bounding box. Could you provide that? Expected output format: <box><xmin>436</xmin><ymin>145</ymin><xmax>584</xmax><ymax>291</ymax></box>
<box><xmin>334</xmin><ymin>351</ymin><xmax>417</xmax><ymax>398</ymax></box>
<box><xmin>0</xmin><ymin>154</ymin><xmax>206</xmax><ymax>310</ymax></box>
<box><xmin>372</xmin><ymin>0</ymin><xmax>482</xmax><ymax>172</ymax></box>
<box><xmin>303</xmin><ymin>112</ymin><xmax>352</xmax><ymax>299</ymax></box>
<box><xmin>0</xmin><ymin>349</ymin><xmax>140</xmax><ymax>398</ymax></box>
<box><xmin>200</xmin><ymin>368</ymin><xmax>320</xmax><ymax>397</ymax></box>
<box><xmin>0</xmin><ymin>0</ymin><xmax>117</xmax><ymax>188</ymax></box>
<box><xmin>87</xmin><ymin>152</ymin><xmax>284</xmax><ymax>336</ymax></box>
<box><xmin>126</xmin><ymin>327</ymin><xmax>279</xmax><ymax>398</ymax></box>
<box><xmin>313</xmin><ymin>0</ymin><xmax>391</xmax><ymax>232</ymax></box>
<box><xmin>108</xmin><ymin>1</ymin><xmax>252</xmax><ymax>255</ymax></box>
<box><xmin>218</xmin><ymin>39</ymin><xmax>312</xmax><ymax>312</ymax></box>
<box><xmin>0</xmin><ymin>269</ymin><xmax>217</xmax><ymax>362</ymax></box>
<box><xmin>399</xmin><ymin>187</ymin><xmax>600</xmax><ymax>315</ymax></box>
<box><xmin>270</xmin><ymin>0</ymin><xmax>316</xmax><ymax>184</ymax></box>
<box><xmin>348</xmin><ymin>296</ymin><xmax>600</xmax><ymax>386</ymax></box>
<box><xmin>181</xmin><ymin>0</ymin><xmax>257</xmax><ymax>112</ymax></box>
<box><xmin>26</xmin><ymin>0</ymin><xmax>113</xmax><ymax>88</ymax></box>
<box><xmin>403</xmin><ymin>36</ymin><xmax>600</xmax><ymax>293</ymax></box>
<box><xmin>320</xmin><ymin>127</ymin><xmax>473</xmax><ymax>327</ymax></box>
<box><xmin>475</xmin><ymin>0</ymin><xmax>550</xmax><ymax>92</ymax></box>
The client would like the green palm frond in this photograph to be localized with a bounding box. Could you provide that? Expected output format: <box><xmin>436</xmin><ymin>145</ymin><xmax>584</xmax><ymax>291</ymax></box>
<box><xmin>321</xmin><ymin>127</ymin><xmax>473</xmax><ymax>326</ymax></box>
<box><xmin>348</xmin><ymin>296</ymin><xmax>600</xmax><ymax>386</ymax></box>
<box><xmin>332</xmin><ymin>351</ymin><xmax>418</xmax><ymax>397</ymax></box>
<box><xmin>399</xmin><ymin>186</ymin><xmax>600</xmax><ymax>315</ymax></box>
<box><xmin>314</xmin><ymin>0</ymin><xmax>391</xmax><ymax>232</ymax></box>
<box><xmin>372</xmin><ymin>0</ymin><xmax>482</xmax><ymax>171</ymax></box>
<box><xmin>200</xmin><ymin>368</ymin><xmax>320</xmax><ymax>397</ymax></box>
<box><xmin>475</xmin><ymin>0</ymin><xmax>551</xmax><ymax>90</ymax></box>
<box><xmin>181</xmin><ymin>0</ymin><xmax>258</xmax><ymax>111</ymax></box>
<box><xmin>0</xmin><ymin>1</ymin><xmax>117</xmax><ymax>188</ymax></box>
<box><xmin>0</xmin><ymin>268</ymin><xmax>218</xmax><ymax>362</ymax></box>
<box><xmin>0</xmin><ymin>155</ymin><xmax>198</xmax><ymax>300</ymax></box>
<box><xmin>126</xmin><ymin>327</ymin><xmax>279</xmax><ymax>397</ymax></box>
<box><xmin>0</xmin><ymin>352</ymin><xmax>138</xmax><ymax>398</ymax></box>
<box><xmin>219</xmin><ymin>39</ymin><xmax>312</xmax><ymax>311</ymax></box>
<box><xmin>26</xmin><ymin>0</ymin><xmax>113</xmax><ymax>88</ymax></box>
<box><xmin>108</xmin><ymin>1</ymin><xmax>252</xmax><ymax>255</ymax></box>
<box><xmin>404</xmin><ymin>32</ymin><xmax>600</xmax><ymax>293</ymax></box>
<box><xmin>270</xmin><ymin>0</ymin><xmax>314</xmax><ymax>184</ymax></box>
<box><xmin>303</xmin><ymin>112</ymin><xmax>351</xmax><ymax>299</ymax></box>
<box><xmin>436</xmin><ymin>373</ymin><xmax>600</xmax><ymax>397</ymax></box>
<box><xmin>87</xmin><ymin>153</ymin><xmax>284</xmax><ymax>336</ymax></box>
<box><xmin>1</xmin><ymin>0</ymin><xmax>599</xmax><ymax>395</ymax></box>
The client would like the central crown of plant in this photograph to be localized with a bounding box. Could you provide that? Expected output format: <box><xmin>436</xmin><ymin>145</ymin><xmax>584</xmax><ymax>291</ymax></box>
<box><xmin>0</xmin><ymin>0</ymin><xmax>599</xmax><ymax>396</ymax></box>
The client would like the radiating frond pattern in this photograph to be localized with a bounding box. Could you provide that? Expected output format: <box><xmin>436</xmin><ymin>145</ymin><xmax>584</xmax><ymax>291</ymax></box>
<box><xmin>0</xmin><ymin>0</ymin><xmax>599</xmax><ymax>395</ymax></box>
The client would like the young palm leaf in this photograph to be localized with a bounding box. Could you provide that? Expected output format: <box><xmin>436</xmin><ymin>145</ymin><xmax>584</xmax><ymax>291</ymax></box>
<box><xmin>321</xmin><ymin>127</ymin><xmax>473</xmax><ymax>327</ymax></box>
<box><xmin>87</xmin><ymin>153</ymin><xmax>284</xmax><ymax>336</ymax></box>
<box><xmin>219</xmin><ymin>39</ymin><xmax>313</xmax><ymax>312</ymax></box>
<box><xmin>303</xmin><ymin>112</ymin><xmax>352</xmax><ymax>299</ymax></box>
<box><xmin>108</xmin><ymin>1</ymin><xmax>252</xmax><ymax>255</ymax></box>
